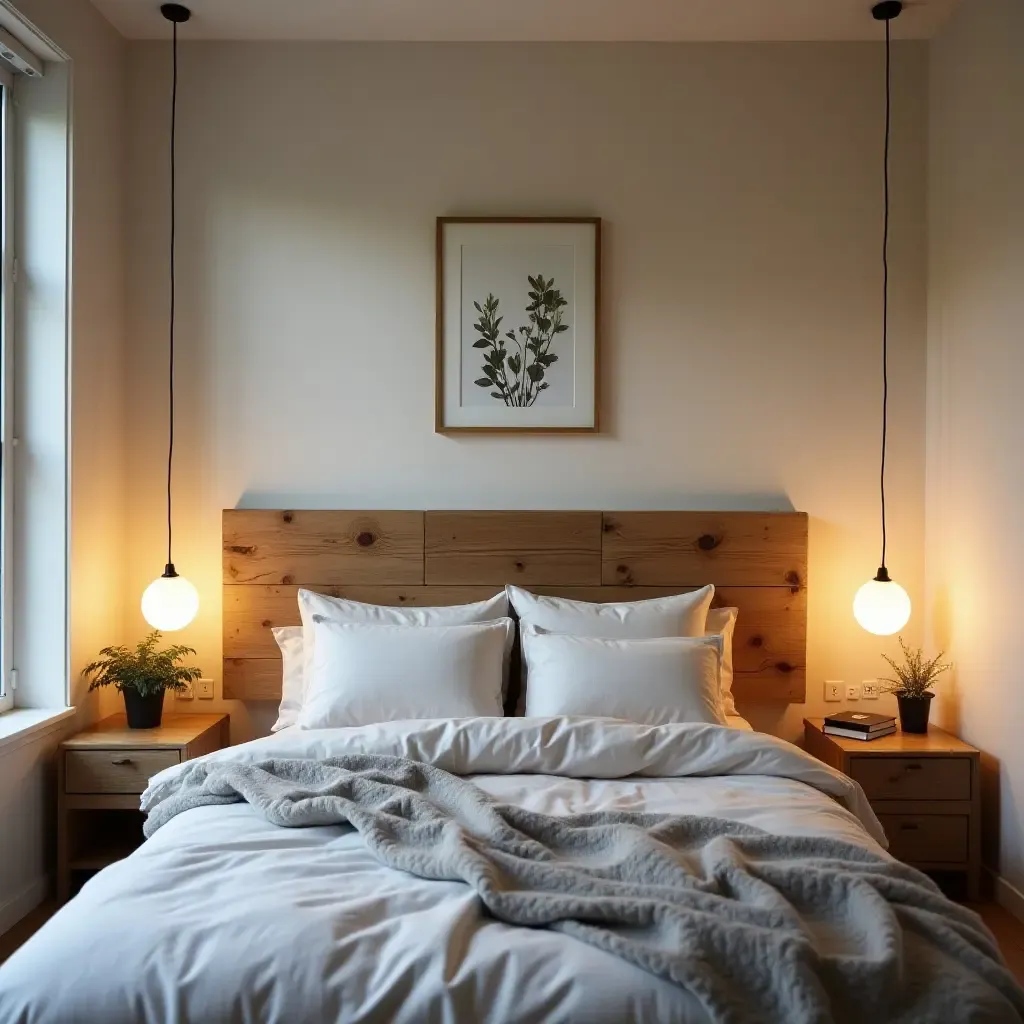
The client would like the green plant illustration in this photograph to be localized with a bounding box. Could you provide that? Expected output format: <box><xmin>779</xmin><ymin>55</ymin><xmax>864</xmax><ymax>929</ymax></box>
<box><xmin>471</xmin><ymin>274</ymin><xmax>569</xmax><ymax>407</ymax></box>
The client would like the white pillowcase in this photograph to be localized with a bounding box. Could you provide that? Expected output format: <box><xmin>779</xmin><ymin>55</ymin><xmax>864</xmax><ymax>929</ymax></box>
<box><xmin>706</xmin><ymin>607</ymin><xmax>739</xmax><ymax>716</ymax></box>
<box><xmin>291</xmin><ymin>590</ymin><xmax>512</xmax><ymax>724</ymax></box>
<box><xmin>507</xmin><ymin>584</ymin><xmax>715</xmax><ymax>712</ymax></box>
<box><xmin>271</xmin><ymin>626</ymin><xmax>305</xmax><ymax>732</ymax></box>
<box><xmin>521</xmin><ymin>626</ymin><xmax>726</xmax><ymax>726</ymax></box>
<box><xmin>298</xmin><ymin>618</ymin><xmax>513</xmax><ymax>729</ymax></box>
<box><xmin>506</xmin><ymin>584</ymin><xmax>714</xmax><ymax>639</ymax></box>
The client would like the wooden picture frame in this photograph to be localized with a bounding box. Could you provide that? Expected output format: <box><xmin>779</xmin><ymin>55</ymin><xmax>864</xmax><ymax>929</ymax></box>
<box><xmin>435</xmin><ymin>217</ymin><xmax>601</xmax><ymax>434</ymax></box>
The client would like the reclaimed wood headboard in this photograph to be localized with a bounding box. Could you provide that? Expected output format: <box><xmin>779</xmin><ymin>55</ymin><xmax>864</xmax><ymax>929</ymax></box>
<box><xmin>223</xmin><ymin>510</ymin><xmax>808</xmax><ymax>704</ymax></box>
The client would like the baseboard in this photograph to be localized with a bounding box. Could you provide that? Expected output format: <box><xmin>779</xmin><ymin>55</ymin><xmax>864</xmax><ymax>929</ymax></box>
<box><xmin>0</xmin><ymin>876</ymin><xmax>48</xmax><ymax>938</ymax></box>
<box><xmin>992</xmin><ymin>871</ymin><xmax>1024</xmax><ymax>924</ymax></box>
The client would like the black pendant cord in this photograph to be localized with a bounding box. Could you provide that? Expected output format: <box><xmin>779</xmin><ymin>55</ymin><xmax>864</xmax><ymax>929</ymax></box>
<box><xmin>166</xmin><ymin>17</ymin><xmax>178</xmax><ymax>574</ymax></box>
<box><xmin>879</xmin><ymin>14</ymin><xmax>892</xmax><ymax>575</ymax></box>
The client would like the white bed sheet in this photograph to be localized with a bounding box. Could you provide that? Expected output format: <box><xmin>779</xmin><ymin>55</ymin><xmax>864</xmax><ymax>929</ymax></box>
<box><xmin>0</xmin><ymin>717</ymin><xmax>881</xmax><ymax>1024</ymax></box>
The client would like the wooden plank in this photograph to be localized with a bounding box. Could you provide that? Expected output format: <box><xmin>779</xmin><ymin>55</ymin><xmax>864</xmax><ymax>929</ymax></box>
<box><xmin>223</xmin><ymin>659</ymin><xmax>283</xmax><ymax>701</ymax></box>
<box><xmin>601</xmin><ymin>511</ymin><xmax>807</xmax><ymax>588</ymax></box>
<box><xmin>223</xmin><ymin>510</ymin><xmax>424</xmax><ymax>586</ymax></box>
<box><xmin>224</xmin><ymin>584</ymin><xmax>506</xmax><ymax>658</ymax></box>
<box><xmin>62</xmin><ymin>714</ymin><xmax>229</xmax><ymax>749</ymax></box>
<box><xmin>731</xmin><ymin>670</ymin><xmax>804</xmax><ymax>703</ymax></box>
<box><xmin>425</xmin><ymin>511</ymin><xmax>602</xmax><ymax>585</ymax></box>
<box><xmin>803</xmin><ymin>720</ymin><xmax>979</xmax><ymax>756</ymax></box>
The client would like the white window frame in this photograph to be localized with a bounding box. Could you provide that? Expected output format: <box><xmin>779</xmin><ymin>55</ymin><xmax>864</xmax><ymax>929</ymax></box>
<box><xmin>0</xmin><ymin>69</ymin><xmax>14</xmax><ymax>714</ymax></box>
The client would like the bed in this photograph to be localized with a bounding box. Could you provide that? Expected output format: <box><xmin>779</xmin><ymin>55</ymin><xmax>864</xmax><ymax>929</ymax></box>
<box><xmin>0</xmin><ymin>510</ymin><xmax>1020</xmax><ymax>1023</ymax></box>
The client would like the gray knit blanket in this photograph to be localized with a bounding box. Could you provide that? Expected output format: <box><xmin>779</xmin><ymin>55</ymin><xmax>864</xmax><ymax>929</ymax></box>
<box><xmin>145</xmin><ymin>755</ymin><xmax>1024</xmax><ymax>1024</ymax></box>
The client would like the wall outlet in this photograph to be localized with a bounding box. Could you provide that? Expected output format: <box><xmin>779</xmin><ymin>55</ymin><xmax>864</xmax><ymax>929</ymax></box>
<box><xmin>862</xmin><ymin>680</ymin><xmax>880</xmax><ymax>700</ymax></box>
<box><xmin>196</xmin><ymin>678</ymin><xmax>215</xmax><ymax>700</ymax></box>
<box><xmin>846</xmin><ymin>683</ymin><xmax>862</xmax><ymax>700</ymax></box>
<box><xmin>177</xmin><ymin>679</ymin><xmax>195</xmax><ymax>700</ymax></box>
<box><xmin>824</xmin><ymin>680</ymin><xmax>843</xmax><ymax>702</ymax></box>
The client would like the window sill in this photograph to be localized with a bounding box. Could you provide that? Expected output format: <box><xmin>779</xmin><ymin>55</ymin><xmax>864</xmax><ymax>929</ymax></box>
<box><xmin>0</xmin><ymin>707</ymin><xmax>76</xmax><ymax>757</ymax></box>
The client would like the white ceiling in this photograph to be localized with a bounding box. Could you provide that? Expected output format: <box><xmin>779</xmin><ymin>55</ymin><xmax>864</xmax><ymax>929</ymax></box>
<box><xmin>90</xmin><ymin>0</ymin><xmax>958</xmax><ymax>42</ymax></box>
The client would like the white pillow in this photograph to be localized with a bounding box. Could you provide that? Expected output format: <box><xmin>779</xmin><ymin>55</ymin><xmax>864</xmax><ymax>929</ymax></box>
<box><xmin>705</xmin><ymin>607</ymin><xmax>738</xmax><ymax>716</ymax></box>
<box><xmin>270</xmin><ymin>626</ymin><xmax>305</xmax><ymax>732</ymax></box>
<box><xmin>507</xmin><ymin>584</ymin><xmax>714</xmax><ymax>639</ymax></box>
<box><xmin>507</xmin><ymin>584</ymin><xmax>714</xmax><ymax>712</ymax></box>
<box><xmin>298</xmin><ymin>618</ymin><xmax>513</xmax><ymax>729</ymax></box>
<box><xmin>297</xmin><ymin>589</ymin><xmax>512</xmax><ymax>711</ymax></box>
<box><xmin>521</xmin><ymin>626</ymin><xmax>726</xmax><ymax>726</ymax></box>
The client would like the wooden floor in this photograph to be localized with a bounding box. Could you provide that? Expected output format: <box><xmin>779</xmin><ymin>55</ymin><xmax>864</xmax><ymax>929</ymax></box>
<box><xmin>2</xmin><ymin>900</ymin><xmax>1024</xmax><ymax>981</ymax></box>
<box><xmin>974</xmin><ymin>902</ymin><xmax>1024</xmax><ymax>983</ymax></box>
<box><xmin>0</xmin><ymin>901</ymin><xmax>56</xmax><ymax>965</ymax></box>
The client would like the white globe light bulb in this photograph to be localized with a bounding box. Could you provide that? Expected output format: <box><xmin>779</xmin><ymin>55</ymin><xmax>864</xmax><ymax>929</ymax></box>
<box><xmin>853</xmin><ymin>571</ymin><xmax>911</xmax><ymax>636</ymax></box>
<box><xmin>142</xmin><ymin>571</ymin><xmax>199</xmax><ymax>631</ymax></box>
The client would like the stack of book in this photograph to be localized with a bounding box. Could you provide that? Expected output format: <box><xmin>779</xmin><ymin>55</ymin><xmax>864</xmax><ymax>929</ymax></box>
<box><xmin>823</xmin><ymin>711</ymin><xmax>896</xmax><ymax>740</ymax></box>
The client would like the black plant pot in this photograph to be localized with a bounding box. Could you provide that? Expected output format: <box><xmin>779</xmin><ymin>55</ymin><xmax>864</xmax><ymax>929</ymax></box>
<box><xmin>122</xmin><ymin>688</ymin><xmax>165</xmax><ymax>729</ymax></box>
<box><xmin>896</xmin><ymin>692</ymin><xmax>934</xmax><ymax>734</ymax></box>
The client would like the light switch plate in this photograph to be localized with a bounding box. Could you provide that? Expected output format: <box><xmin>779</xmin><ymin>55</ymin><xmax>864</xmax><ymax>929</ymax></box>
<box><xmin>846</xmin><ymin>683</ymin><xmax>862</xmax><ymax>700</ymax></box>
<box><xmin>196</xmin><ymin>678</ymin><xmax>215</xmax><ymax>700</ymax></box>
<box><xmin>824</xmin><ymin>681</ymin><xmax>843</xmax><ymax>702</ymax></box>
<box><xmin>862</xmin><ymin>680</ymin><xmax>880</xmax><ymax>699</ymax></box>
<box><xmin>177</xmin><ymin>679</ymin><xmax>194</xmax><ymax>700</ymax></box>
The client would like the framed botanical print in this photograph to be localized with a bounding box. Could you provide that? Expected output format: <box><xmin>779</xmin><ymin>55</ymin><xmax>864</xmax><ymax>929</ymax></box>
<box><xmin>435</xmin><ymin>217</ymin><xmax>601</xmax><ymax>433</ymax></box>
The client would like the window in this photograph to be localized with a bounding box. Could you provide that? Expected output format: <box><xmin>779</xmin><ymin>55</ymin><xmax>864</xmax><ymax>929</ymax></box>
<box><xmin>0</xmin><ymin>72</ymin><xmax>13</xmax><ymax>714</ymax></box>
<box><xmin>0</xmin><ymin>26</ymin><xmax>44</xmax><ymax>714</ymax></box>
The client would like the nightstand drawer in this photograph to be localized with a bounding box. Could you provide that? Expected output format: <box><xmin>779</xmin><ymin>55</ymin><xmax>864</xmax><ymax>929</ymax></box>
<box><xmin>65</xmin><ymin>749</ymin><xmax>180</xmax><ymax>794</ymax></box>
<box><xmin>849</xmin><ymin>756</ymin><xmax>971</xmax><ymax>801</ymax></box>
<box><xmin>878</xmin><ymin>814</ymin><xmax>969</xmax><ymax>864</ymax></box>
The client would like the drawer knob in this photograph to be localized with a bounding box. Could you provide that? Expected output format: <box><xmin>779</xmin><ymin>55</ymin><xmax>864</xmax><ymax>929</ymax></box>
<box><xmin>904</xmin><ymin>763</ymin><xmax>923</xmax><ymax>771</ymax></box>
<box><xmin>110</xmin><ymin>757</ymin><xmax>134</xmax><ymax>766</ymax></box>
<box><xmin>899</xmin><ymin>822</ymin><xmax>919</xmax><ymax>831</ymax></box>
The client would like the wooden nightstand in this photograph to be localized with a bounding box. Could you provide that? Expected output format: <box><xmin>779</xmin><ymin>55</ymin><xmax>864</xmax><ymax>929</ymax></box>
<box><xmin>57</xmin><ymin>712</ymin><xmax>229</xmax><ymax>903</ymax></box>
<box><xmin>804</xmin><ymin>717</ymin><xmax>981</xmax><ymax>900</ymax></box>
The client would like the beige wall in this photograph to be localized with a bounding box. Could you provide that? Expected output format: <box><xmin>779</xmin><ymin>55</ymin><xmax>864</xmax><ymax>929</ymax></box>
<box><xmin>123</xmin><ymin>41</ymin><xmax>928</xmax><ymax>743</ymax></box>
<box><xmin>927</xmin><ymin>0</ymin><xmax>1024</xmax><ymax>895</ymax></box>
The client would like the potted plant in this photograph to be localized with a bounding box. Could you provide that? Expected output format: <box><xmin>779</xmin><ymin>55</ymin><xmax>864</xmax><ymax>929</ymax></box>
<box><xmin>83</xmin><ymin>631</ymin><xmax>203</xmax><ymax>729</ymax></box>
<box><xmin>880</xmin><ymin>636</ymin><xmax>952</xmax><ymax>734</ymax></box>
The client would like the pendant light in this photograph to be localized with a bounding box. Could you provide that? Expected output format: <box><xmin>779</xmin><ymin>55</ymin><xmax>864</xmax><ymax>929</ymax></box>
<box><xmin>141</xmin><ymin>3</ymin><xmax>199</xmax><ymax>632</ymax></box>
<box><xmin>853</xmin><ymin>0</ymin><xmax>911</xmax><ymax>637</ymax></box>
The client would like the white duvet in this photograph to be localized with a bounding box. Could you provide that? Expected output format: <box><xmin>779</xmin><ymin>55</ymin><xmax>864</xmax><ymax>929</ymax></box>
<box><xmin>0</xmin><ymin>717</ymin><xmax>889</xmax><ymax>1024</ymax></box>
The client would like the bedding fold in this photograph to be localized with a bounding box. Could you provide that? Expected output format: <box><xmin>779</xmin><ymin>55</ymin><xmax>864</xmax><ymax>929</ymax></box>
<box><xmin>143</xmin><ymin>717</ymin><xmax>885</xmax><ymax>843</ymax></box>
<box><xmin>142</xmin><ymin>750</ymin><xmax>1024</xmax><ymax>1024</ymax></box>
